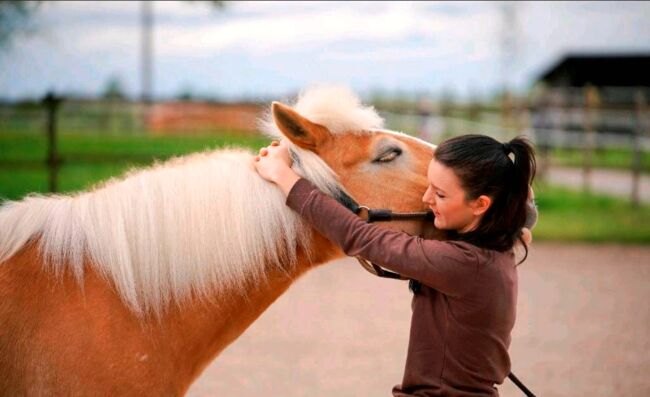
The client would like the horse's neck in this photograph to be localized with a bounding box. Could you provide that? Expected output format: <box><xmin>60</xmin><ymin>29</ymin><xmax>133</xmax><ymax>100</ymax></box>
<box><xmin>157</xmin><ymin>233</ymin><xmax>342</xmax><ymax>391</ymax></box>
<box><xmin>0</xmin><ymin>231</ymin><xmax>342</xmax><ymax>395</ymax></box>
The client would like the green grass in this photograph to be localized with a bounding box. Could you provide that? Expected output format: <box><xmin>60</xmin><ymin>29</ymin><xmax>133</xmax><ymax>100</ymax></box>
<box><xmin>0</xmin><ymin>163</ymin><xmax>134</xmax><ymax>199</ymax></box>
<box><xmin>0</xmin><ymin>131</ymin><xmax>269</xmax><ymax>162</ymax></box>
<box><xmin>0</xmin><ymin>131</ymin><xmax>271</xmax><ymax>200</ymax></box>
<box><xmin>532</xmin><ymin>182</ymin><xmax>650</xmax><ymax>243</ymax></box>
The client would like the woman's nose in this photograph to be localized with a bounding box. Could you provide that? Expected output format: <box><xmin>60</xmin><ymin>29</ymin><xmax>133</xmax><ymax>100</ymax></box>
<box><xmin>422</xmin><ymin>187</ymin><xmax>434</xmax><ymax>205</ymax></box>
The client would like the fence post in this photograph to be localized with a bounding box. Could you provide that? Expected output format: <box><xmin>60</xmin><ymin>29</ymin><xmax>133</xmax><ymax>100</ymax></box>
<box><xmin>582</xmin><ymin>85</ymin><xmax>600</xmax><ymax>193</ymax></box>
<box><xmin>501</xmin><ymin>90</ymin><xmax>513</xmax><ymax>137</ymax></box>
<box><xmin>43</xmin><ymin>92</ymin><xmax>62</xmax><ymax>193</ymax></box>
<box><xmin>552</xmin><ymin>88</ymin><xmax>569</xmax><ymax>181</ymax></box>
<box><xmin>535</xmin><ymin>89</ymin><xmax>552</xmax><ymax>180</ymax></box>
<box><xmin>632</xmin><ymin>89</ymin><xmax>646</xmax><ymax>207</ymax></box>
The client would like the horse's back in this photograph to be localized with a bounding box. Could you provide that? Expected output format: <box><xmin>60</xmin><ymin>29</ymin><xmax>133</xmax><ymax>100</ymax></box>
<box><xmin>0</xmin><ymin>243</ymin><xmax>182</xmax><ymax>397</ymax></box>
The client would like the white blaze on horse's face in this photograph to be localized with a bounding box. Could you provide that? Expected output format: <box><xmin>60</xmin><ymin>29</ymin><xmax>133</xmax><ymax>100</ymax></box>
<box><xmin>272</xmin><ymin>102</ymin><xmax>435</xmax><ymax>236</ymax></box>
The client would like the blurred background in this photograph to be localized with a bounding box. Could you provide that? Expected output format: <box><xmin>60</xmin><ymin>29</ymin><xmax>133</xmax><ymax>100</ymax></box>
<box><xmin>1</xmin><ymin>1</ymin><xmax>649</xmax><ymax>396</ymax></box>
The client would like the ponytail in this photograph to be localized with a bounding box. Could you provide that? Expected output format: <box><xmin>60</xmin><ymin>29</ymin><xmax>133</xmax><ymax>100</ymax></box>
<box><xmin>502</xmin><ymin>137</ymin><xmax>536</xmax><ymax>263</ymax></box>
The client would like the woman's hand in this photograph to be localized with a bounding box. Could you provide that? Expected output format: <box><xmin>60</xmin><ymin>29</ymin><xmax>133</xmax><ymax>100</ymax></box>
<box><xmin>522</xmin><ymin>186</ymin><xmax>536</xmax><ymax>244</ymax></box>
<box><xmin>253</xmin><ymin>140</ymin><xmax>301</xmax><ymax>196</ymax></box>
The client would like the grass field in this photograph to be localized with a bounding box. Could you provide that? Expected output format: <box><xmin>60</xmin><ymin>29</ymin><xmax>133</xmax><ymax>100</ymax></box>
<box><xmin>0</xmin><ymin>131</ymin><xmax>269</xmax><ymax>199</ymax></box>
<box><xmin>532</xmin><ymin>182</ymin><xmax>650</xmax><ymax>243</ymax></box>
<box><xmin>1</xmin><ymin>131</ymin><xmax>649</xmax><ymax>243</ymax></box>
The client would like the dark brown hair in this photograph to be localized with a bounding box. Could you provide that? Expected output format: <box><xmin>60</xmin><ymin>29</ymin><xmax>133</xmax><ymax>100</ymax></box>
<box><xmin>434</xmin><ymin>134</ymin><xmax>536</xmax><ymax>261</ymax></box>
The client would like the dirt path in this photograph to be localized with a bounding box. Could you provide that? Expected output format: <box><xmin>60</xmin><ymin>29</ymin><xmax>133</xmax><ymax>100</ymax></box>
<box><xmin>187</xmin><ymin>243</ymin><xmax>650</xmax><ymax>397</ymax></box>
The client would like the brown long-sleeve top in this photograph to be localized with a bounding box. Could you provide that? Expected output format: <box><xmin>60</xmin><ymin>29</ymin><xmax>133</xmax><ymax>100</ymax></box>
<box><xmin>286</xmin><ymin>178</ymin><xmax>517</xmax><ymax>397</ymax></box>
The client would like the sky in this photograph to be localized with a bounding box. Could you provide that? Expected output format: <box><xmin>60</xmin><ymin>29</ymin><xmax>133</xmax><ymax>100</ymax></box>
<box><xmin>1</xmin><ymin>1</ymin><xmax>649</xmax><ymax>101</ymax></box>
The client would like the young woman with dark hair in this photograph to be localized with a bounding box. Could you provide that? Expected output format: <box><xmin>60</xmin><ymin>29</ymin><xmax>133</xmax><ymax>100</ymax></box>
<box><xmin>431</xmin><ymin>135</ymin><xmax>536</xmax><ymax>263</ymax></box>
<box><xmin>254</xmin><ymin>134</ymin><xmax>537</xmax><ymax>397</ymax></box>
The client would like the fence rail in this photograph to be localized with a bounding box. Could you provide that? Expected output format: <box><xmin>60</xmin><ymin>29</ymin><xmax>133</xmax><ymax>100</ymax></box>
<box><xmin>1</xmin><ymin>87</ymin><xmax>649</xmax><ymax>205</ymax></box>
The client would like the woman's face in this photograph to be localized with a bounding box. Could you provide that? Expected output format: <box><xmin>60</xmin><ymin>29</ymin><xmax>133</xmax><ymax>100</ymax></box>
<box><xmin>421</xmin><ymin>159</ymin><xmax>484</xmax><ymax>233</ymax></box>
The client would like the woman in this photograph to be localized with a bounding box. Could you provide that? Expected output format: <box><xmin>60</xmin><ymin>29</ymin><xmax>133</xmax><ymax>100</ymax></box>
<box><xmin>254</xmin><ymin>134</ymin><xmax>536</xmax><ymax>397</ymax></box>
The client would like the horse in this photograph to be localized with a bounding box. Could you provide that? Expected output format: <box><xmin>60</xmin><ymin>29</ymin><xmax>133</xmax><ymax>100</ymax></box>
<box><xmin>0</xmin><ymin>86</ymin><xmax>437</xmax><ymax>396</ymax></box>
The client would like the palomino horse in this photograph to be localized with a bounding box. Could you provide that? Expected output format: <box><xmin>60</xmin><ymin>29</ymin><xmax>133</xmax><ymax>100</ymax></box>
<box><xmin>0</xmin><ymin>86</ymin><xmax>436</xmax><ymax>396</ymax></box>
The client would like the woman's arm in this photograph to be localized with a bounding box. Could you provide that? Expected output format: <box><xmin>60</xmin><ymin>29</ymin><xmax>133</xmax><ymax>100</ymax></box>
<box><xmin>285</xmin><ymin>178</ymin><xmax>480</xmax><ymax>297</ymax></box>
<box><xmin>254</xmin><ymin>141</ymin><xmax>480</xmax><ymax>297</ymax></box>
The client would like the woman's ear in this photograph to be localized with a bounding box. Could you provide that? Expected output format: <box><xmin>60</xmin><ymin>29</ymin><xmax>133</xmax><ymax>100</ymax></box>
<box><xmin>472</xmin><ymin>195</ymin><xmax>492</xmax><ymax>216</ymax></box>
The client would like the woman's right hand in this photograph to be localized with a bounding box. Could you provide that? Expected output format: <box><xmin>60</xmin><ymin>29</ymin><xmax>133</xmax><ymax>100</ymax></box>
<box><xmin>254</xmin><ymin>140</ymin><xmax>292</xmax><ymax>183</ymax></box>
<box><xmin>253</xmin><ymin>140</ymin><xmax>302</xmax><ymax>196</ymax></box>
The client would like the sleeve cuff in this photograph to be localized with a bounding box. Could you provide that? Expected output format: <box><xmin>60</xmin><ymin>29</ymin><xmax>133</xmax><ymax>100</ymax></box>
<box><xmin>524</xmin><ymin>199</ymin><xmax>538</xmax><ymax>229</ymax></box>
<box><xmin>285</xmin><ymin>177</ymin><xmax>317</xmax><ymax>212</ymax></box>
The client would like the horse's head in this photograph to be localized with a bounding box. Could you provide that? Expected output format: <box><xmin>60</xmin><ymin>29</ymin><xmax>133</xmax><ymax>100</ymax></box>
<box><xmin>264</xmin><ymin>86</ymin><xmax>437</xmax><ymax>237</ymax></box>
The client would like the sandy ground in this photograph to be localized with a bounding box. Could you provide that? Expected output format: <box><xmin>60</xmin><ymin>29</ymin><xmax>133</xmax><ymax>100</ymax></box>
<box><xmin>187</xmin><ymin>243</ymin><xmax>650</xmax><ymax>397</ymax></box>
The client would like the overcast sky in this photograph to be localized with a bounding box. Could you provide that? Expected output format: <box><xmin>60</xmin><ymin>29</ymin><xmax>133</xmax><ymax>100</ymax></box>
<box><xmin>1</xmin><ymin>1</ymin><xmax>649</xmax><ymax>101</ymax></box>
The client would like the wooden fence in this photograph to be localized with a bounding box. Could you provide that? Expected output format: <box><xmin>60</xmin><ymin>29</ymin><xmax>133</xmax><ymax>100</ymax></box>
<box><xmin>2</xmin><ymin>87</ymin><xmax>649</xmax><ymax>205</ymax></box>
<box><xmin>381</xmin><ymin>86</ymin><xmax>649</xmax><ymax>206</ymax></box>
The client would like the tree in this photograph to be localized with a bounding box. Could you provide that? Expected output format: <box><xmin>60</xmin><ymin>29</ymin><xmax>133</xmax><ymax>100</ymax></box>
<box><xmin>102</xmin><ymin>75</ymin><xmax>126</xmax><ymax>100</ymax></box>
<box><xmin>0</xmin><ymin>1</ymin><xmax>43</xmax><ymax>50</ymax></box>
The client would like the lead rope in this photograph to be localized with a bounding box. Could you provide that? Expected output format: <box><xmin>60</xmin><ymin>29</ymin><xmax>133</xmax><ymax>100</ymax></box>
<box><xmin>508</xmin><ymin>372</ymin><xmax>536</xmax><ymax>397</ymax></box>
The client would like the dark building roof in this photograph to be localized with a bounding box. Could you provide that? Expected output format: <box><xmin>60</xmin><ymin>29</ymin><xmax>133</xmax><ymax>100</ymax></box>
<box><xmin>538</xmin><ymin>54</ymin><xmax>650</xmax><ymax>87</ymax></box>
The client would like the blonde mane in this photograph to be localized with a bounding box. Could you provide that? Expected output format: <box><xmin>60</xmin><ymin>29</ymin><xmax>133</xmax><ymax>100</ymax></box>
<box><xmin>0</xmin><ymin>86</ymin><xmax>386</xmax><ymax>315</ymax></box>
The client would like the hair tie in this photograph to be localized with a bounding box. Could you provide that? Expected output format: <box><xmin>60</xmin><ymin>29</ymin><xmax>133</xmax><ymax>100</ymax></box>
<box><xmin>501</xmin><ymin>142</ymin><xmax>512</xmax><ymax>154</ymax></box>
<box><xmin>502</xmin><ymin>142</ymin><xmax>515</xmax><ymax>162</ymax></box>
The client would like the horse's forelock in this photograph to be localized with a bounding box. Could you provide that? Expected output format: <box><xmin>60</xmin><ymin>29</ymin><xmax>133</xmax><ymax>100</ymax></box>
<box><xmin>260</xmin><ymin>85</ymin><xmax>384</xmax><ymax>139</ymax></box>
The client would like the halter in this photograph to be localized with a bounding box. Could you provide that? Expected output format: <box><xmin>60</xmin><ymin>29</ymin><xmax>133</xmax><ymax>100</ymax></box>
<box><xmin>335</xmin><ymin>189</ymin><xmax>537</xmax><ymax>397</ymax></box>
<box><xmin>335</xmin><ymin>189</ymin><xmax>432</xmax><ymax>280</ymax></box>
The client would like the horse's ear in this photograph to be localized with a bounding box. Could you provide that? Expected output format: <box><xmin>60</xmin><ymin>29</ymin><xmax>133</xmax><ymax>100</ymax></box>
<box><xmin>272</xmin><ymin>102</ymin><xmax>330</xmax><ymax>151</ymax></box>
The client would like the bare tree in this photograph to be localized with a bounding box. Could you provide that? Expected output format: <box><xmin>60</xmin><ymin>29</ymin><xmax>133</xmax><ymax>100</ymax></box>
<box><xmin>0</xmin><ymin>1</ymin><xmax>43</xmax><ymax>50</ymax></box>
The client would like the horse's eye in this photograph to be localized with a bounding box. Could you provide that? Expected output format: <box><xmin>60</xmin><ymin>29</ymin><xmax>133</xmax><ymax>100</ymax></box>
<box><xmin>373</xmin><ymin>148</ymin><xmax>402</xmax><ymax>163</ymax></box>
